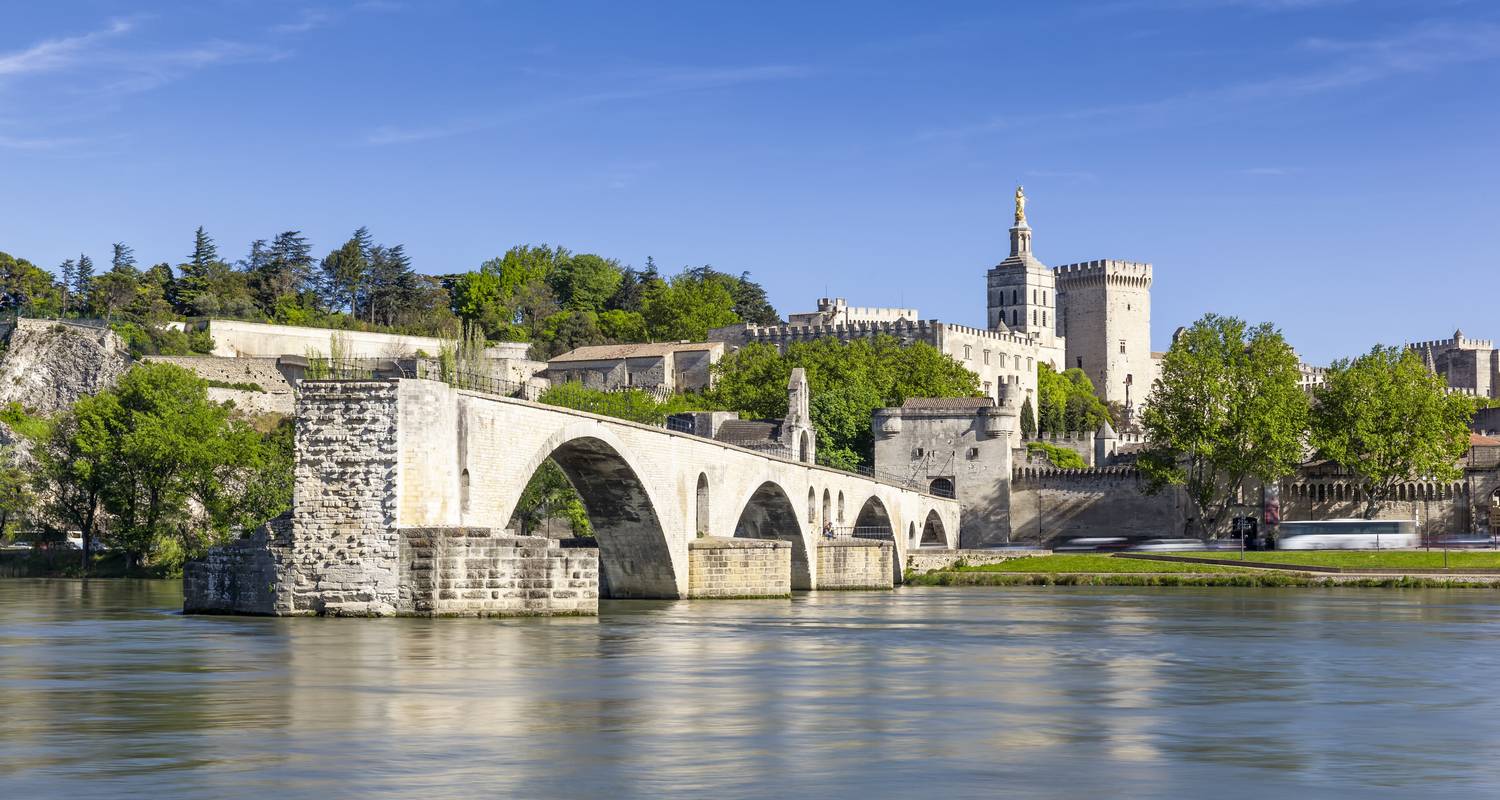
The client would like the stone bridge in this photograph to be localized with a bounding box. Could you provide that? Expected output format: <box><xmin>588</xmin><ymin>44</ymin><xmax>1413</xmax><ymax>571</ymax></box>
<box><xmin>187</xmin><ymin>377</ymin><xmax>959</xmax><ymax>616</ymax></box>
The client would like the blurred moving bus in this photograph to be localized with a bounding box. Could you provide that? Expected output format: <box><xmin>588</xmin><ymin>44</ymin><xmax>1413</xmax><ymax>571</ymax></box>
<box><xmin>1277</xmin><ymin>519</ymin><xmax>1418</xmax><ymax>550</ymax></box>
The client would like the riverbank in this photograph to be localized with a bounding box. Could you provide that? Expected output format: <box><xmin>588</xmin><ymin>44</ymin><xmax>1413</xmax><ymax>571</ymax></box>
<box><xmin>905</xmin><ymin>570</ymin><xmax>1500</xmax><ymax>588</ymax></box>
<box><xmin>904</xmin><ymin>553</ymin><xmax>1500</xmax><ymax>588</ymax></box>
<box><xmin>0</xmin><ymin>550</ymin><xmax>167</xmax><ymax>579</ymax></box>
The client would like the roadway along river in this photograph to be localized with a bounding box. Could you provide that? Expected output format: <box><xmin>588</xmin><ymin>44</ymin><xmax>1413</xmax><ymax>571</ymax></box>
<box><xmin>3</xmin><ymin>579</ymin><xmax>1500</xmax><ymax>798</ymax></box>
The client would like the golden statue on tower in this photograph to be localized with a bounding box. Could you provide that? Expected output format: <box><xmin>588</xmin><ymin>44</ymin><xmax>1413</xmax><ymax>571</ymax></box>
<box><xmin>1014</xmin><ymin>185</ymin><xmax>1027</xmax><ymax>224</ymax></box>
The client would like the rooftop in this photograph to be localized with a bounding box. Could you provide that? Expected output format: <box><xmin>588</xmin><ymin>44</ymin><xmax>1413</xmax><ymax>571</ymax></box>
<box><xmin>549</xmin><ymin>341</ymin><xmax>722</xmax><ymax>364</ymax></box>
<box><xmin>901</xmin><ymin>397</ymin><xmax>994</xmax><ymax>410</ymax></box>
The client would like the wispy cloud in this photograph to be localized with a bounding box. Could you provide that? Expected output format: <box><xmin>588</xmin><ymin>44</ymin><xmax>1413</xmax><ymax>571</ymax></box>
<box><xmin>921</xmin><ymin>20</ymin><xmax>1500</xmax><ymax>141</ymax></box>
<box><xmin>0</xmin><ymin>19</ymin><xmax>288</xmax><ymax>149</ymax></box>
<box><xmin>365</xmin><ymin>64</ymin><xmax>810</xmax><ymax>145</ymax></box>
<box><xmin>272</xmin><ymin>9</ymin><xmax>334</xmax><ymax>35</ymax></box>
<box><xmin>0</xmin><ymin>19</ymin><xmax>134</xmax><ymax>77</ymax></box>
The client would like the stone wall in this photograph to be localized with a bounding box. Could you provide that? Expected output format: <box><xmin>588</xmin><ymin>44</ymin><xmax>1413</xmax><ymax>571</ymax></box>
<box><xmin>183</xmin><ymin>516</ymin><xmax>293</xmax><ymax>615</ymax></box>
<box><xmin>906</xmin><ymin>548</ymin><xmax>1050</xmax><ymax>574</ymax></box>
<box><xmin>1280</xmin><ymin>481</ymin><xmax>1471</xmax><ymax>537</ymax></box>
<box><xmin>686</xmin><ymin>537</ymin><xmax>791</xmax><ymax>598</ymax></box>
<box><xmin>288</xmin><ymin>381</ymin><xmax>402</xmax><ymax>615</ymax></box>
<box><xmin>815</xmin><ymin>540</ymin><xmax>893</xmax><ymax>589</ymax></box>
<box><xmin>1008</xmin><ymin>467</ymin><xmax>1188</xmax><ymax>545</ymax></box>
<box><xmin>398</xmin><ymin>529</ymin><xmax>597</xmax><ymax>616</ymax></box>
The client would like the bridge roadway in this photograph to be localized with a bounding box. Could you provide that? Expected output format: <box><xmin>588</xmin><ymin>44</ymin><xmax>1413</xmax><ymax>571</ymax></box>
<box><xmin>290</xmin><ymin>377</ymin><xmax>958</xmax><ymax>604</ymax></box>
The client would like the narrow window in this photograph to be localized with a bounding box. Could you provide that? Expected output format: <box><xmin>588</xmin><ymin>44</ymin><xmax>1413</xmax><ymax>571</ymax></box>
<box><xmin>983</xmin><ymin>380</ymin><xmax>992</xmax><ymax>395</ymax></box>
<box><xmin>1012</xmin><ymin>289</ymin><xmax>1018</xmax><ymax>304</ymax></box>
<box><xmin>1076</xmin><ymin>356</ymin><xmax>1083</xmax><ymax>369</ymax></box>
<box><xmin>983</xmin><ymin>349</ymin><xmax>990</xmax><ymax>365</ymax></box>
<box><xmin>1032</xmin><ymin>289</ymin><xmax>1037</xmax><ymax>304</ymax></box>
<box><xmin>1043</xmin><ymin>310</ymin><xmax>1047</xmax><ymax>327</ymax></box>
<box><xmin>1032</xmin><ymin>310</ymin><xmax>1037</xmax><ymax>326</ymax></box>
<box><xmin>1119</xmin><ymin>339</ymin><xmax>1126</xmax><ymax>354</ymax></box>
<box><xmin>1043</xmin><ymin>291</ymin><xmax>1047</xmax><ymax>305</ymax></box>
<box><xmin>964</xmin><ymin>344</ymin><xmax>972</xmax><ymax>360</ymax></box>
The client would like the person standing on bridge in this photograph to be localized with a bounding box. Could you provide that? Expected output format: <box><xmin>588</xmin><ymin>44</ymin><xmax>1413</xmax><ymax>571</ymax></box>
<box><xmin>823</xmin><ymin>521</ymin><xmax>835</xmax><ymax>540</ymax></box>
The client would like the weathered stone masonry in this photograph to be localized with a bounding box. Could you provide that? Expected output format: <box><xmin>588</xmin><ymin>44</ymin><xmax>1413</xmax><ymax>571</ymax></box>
<box><xmin>290</xmin><ymin>381</ymin><xmax>402</xmax><ymax>615</ymax></box>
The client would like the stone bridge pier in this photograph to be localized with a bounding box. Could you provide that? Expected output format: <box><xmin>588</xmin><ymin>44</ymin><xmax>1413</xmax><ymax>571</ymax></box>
<box><xmin>185</xmin><ymin>378</ymin><xmax>959</xmax><ymax>616</ymax></box>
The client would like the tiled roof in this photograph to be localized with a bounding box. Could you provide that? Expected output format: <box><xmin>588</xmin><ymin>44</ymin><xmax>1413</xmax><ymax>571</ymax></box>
<box><xmin>714</xmin><ymin>420</ymin><xmax>782</xmax><ymax>445</ymax></box>
<box><xmin>1472</xmin><ymin>433</ymin><xmax>1500</xmax><ymax>447</ymax></box>
<box><xmin>901</xmin><ymin>397</ymin><xmax>993</xmax><ymax>410</ymax></box>
<box><xmin>549</xmin><ymin>341</ymin><xmax>720</xmax><ymax>363</ymax></box>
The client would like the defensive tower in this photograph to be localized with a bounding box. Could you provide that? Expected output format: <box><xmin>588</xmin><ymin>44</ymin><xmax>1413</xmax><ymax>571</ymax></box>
<box><xmin>1053</xmin><ymin>258</ymin><xmax>1153</xmax><ymax>408</ymax></box>
<box><xmin>986</xmin><ymin>186</ymin><xmax>1060</xmax><ymax>351</ymax></box>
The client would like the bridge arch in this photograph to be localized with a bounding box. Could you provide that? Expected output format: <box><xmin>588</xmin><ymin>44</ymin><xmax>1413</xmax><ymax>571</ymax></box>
<box><xmin>853</xmin><ymin>495</ymin><xmax>894</xmax><ymax>539</ymax></box>
<box><xmin>920</xmin><ymin>509</ymin><xmax>946</xmax><ymax>547</ymax></box>
<box><xmin>509</xmin><ymin>427</ymin><xmax>678</xmax><ymax>599</ymax></box>
<box><xmin>734</xmin><ymin>481</ymin><xmax>811</xmax><ymax>590</ymax></box>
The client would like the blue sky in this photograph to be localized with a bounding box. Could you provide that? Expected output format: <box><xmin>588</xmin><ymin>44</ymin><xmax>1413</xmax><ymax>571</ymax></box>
<box><xmin>2</xmin><ymin>0</ymin><xmax>1497</xmax><ymax>363</ymax></box>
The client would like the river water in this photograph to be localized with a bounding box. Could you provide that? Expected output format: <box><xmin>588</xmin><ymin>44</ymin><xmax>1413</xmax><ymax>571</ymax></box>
<box><xmin>3</xmin><ymin>580</ymin><xmax>1500</xmax><ymax>799</ymax></box>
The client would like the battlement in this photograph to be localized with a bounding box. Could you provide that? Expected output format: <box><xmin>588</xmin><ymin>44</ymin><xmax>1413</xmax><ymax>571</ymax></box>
<box><xmin>736</xmin><ymin>319</ymin><xmax>1040</xmax><ymax>349</ymax></box>
<box><xmin>1408</xmin><ymin>335</ymin><xmax>1496</xmax><ymax>351</ymax></box>
<box><xmin>1052</xmin><ymin>259</ymin><xmax>1153</xmax><ymax>288</ymax></box>
<box><xmin>1021</xmin><ymin>431</ymin><xmax>1095</xmax><ymax>444</ymax></box>
<box><xmin>1011</xmin><ymin>465</ymin><xmax>1141</xmax><ymax>481</ymax></box>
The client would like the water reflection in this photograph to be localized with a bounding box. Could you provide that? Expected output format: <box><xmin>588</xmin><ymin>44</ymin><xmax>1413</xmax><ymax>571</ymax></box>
<box><xmin>3</xmin><ymin>580</ymin><xmax>1500</xmax><ymax>798</ymax></box>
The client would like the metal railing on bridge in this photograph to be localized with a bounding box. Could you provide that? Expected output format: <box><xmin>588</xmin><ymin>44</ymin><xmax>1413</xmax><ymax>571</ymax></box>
<box><xmin>302</xmin><ymin>358</ymin><xmax>956</xmax><ymax>498</ymax></box>
<box><xmin>822</xmin><ymin>525</ymin><xmax>896</xmax><ymax>542</ymax></box>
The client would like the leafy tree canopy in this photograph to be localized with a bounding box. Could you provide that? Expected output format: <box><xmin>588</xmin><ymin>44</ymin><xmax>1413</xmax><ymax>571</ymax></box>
<box><xmin>1311</xmin><ymin>345</ymin><xmax>1473</xmax><ymax>517</ymax></box>
<box><xmin>1139</xmin><ymin>313</ymin><xmax>1309</xmax><ymax>536</ymax></box>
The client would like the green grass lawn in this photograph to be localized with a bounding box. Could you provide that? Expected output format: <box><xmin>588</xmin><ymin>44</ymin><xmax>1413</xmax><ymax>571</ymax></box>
<box><xmin>956</xmin><ymin>555</ymin><xmax>1256</xmax><ymax>574</ymax></box>
<box><xmin>1159</xmin><ymin>550</ymin><xmax>1500</xmax><ymax>570</ymax></box>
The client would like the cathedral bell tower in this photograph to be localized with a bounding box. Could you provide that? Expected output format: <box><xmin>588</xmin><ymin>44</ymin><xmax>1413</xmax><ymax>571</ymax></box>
<box><xmin>986</xmin><ymin>186</ymin><xmax>1057</xmax><ymax>349</ymax></box>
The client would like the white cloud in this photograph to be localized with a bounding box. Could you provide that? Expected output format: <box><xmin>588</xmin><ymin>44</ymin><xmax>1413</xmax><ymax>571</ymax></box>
<box><xmin>921</xmin><ymin>20</ymin><xmax>1500</xmax><ymax>141</ymax></box>
<box><xmin>272</xmin><ymin>9</ymin><xmax>334</xmax><ymax>35</ymax></box>
<box><xmin>0</xmin><ymin>19</ymin><xmax>133</xmax><ymax>77</ymax></box>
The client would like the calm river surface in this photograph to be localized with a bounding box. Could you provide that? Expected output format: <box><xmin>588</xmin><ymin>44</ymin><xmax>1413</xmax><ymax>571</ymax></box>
<box><xmin>4</xmin><ymin>580</ymin><xmax>1500</xmax><ymax>799</ymax></box>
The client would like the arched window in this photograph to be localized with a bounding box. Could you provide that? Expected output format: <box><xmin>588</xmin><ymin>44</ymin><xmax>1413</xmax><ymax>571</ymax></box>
<box><xmin>837</xmin><ymin>491</ymin><xmax>845</xmax><ymax>524</ymax></box>
<box><xmin>808</xmin><ymin>487</ymin><xmax>816</xmax><ymax>523</ymax></box>
<box><xmin>929</xmin><ymin>477</ymin><xmax>955</xmax><ymax>498</ymax></box>
<box><xmin>822</xmin><ymin>490</ymin><xmax>831</xmax><ymax>527</ymax></box>
<box><xmin>695</xmin><ymin>473</ymin><xmax>710</xmax><ymax>536</ymax></box>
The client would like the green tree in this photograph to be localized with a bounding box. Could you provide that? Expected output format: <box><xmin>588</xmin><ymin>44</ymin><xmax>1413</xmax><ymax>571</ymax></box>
<box><xmin>1139</xmin><ymin>314</ymin><xmax>1309</xmax><ymax>536</ymax></box>
<box><xmin>41</xmin><ymin>363</ymin><xmax>292</xmax><ymax>572</ymax></box>
<box><xmin>74</xmin><ymin>253</ymin><xmax>95</xmax><ymax>307</ymax></box>
<box><xmin>708</xmin><ymin>336</ymin><xmax>980</xmax><ymax>468</ymax></box>
<box><xmin>550</xmin><ymin>253</ymin><xmax>623</xmax><ymax>313</ymax></box>
<box><xmin>1020</xmin><ymin>395</ymin><xmax>1037</xmax><ymax>438</ymax></box>
<box><xmin>0</xmin><ymin>251</ymin><xmax>65</xmax><ymax>314</ymax></box>
<box><xmin>0</xmin><ymin>453</ymin><xmax>34</xmax><ymax>541</ymax></box>
<box><xmin>174</xmin><ymin>226</ymin><xmax>218</xmax><ymax>314</ymax></box>
<box><xmin>58</xmin><ymin>258</ymin><xmax>77</xmax><ymax>314</ymax></box>
<box><xmin>598</xmin><ymin>308</ymin><xmax>647</xmax><ymax>342</ymax></box>
<box><xmin>111</xmin><ymin>242</ymin><xmax>136</xmax><ymax>273</ymax></box>
<box><xmin>642</xmin><ymin>271</ymin><xmax>741</xmax><ymax>341</ymax></box>
<box><xmin>1311</xmin><ymin>345</ymin><xmax>1473</xmax><ymax>518</ymax></box>
<box><xmin>509</xmin><ymin>459</ymin><xmax>591</xmax><ymax>537</ymax></box>
<box><xmin>318</xmin><ymin>230</ymin><xmax>371</xmax><ymax>313</ymax></box>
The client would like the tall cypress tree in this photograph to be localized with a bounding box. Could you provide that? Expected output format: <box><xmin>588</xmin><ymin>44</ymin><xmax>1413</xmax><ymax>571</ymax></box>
<box><xmin>75</xmin><ymin>253</ymin><xmax>95</xmax><ymax>308</ymax></box>
<box><xmin>1020</xmin><ymin>395</ymin><xmax>1037</xmax><ymax>439</ymax></box>
<box><xmin>58</xmin><ymin>259</ymin><xmax>77</xmax><ymax>315</ymax></box>
<box><xmin>111</xmin><ymin>242</ymin><xmax>136</xmax><ymax>273</ymax></box>
<box><xmin>176</xmin><ymin>226</ymin><xmax>220</xmax><ymax>316</ymax></box>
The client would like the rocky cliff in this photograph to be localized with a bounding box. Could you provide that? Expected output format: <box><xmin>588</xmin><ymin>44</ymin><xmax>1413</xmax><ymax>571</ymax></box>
<box><xmin>0</xmin><ymin>319</ymin><xmax>130</xmax><ymax>416</ymax></box>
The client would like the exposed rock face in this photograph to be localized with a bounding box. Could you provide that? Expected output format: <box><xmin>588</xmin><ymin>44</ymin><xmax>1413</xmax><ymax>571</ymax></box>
<box><xmin>0</xmin><ymin>319</ymin><xmax>129</xmax><ymax>416</ymax></box>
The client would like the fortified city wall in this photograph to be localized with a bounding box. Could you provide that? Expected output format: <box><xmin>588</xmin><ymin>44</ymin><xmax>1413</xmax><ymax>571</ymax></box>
<box><xmin>1007</xmin><ymin>467</ymin><xmax>1188</xmax><ymax>545</ymax></box>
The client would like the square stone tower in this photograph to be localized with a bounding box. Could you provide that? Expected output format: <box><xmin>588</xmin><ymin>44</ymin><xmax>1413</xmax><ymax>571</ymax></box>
<box><xmin>1053</xmin><ymin>259</ymin><xmax>1153</xmax><ymax>408</ymax></box>
<box><xmin>986</xmin><ymin>186</ymin><xmax>1061</xmax><ymax>353</ymax></box>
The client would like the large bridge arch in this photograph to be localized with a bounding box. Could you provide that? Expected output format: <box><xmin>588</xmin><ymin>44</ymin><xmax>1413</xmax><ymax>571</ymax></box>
<box><xmin>501</xmin><ymin>424</ymin><xmax>680</xmax><ymax>599</ymax></box>
<box><xmin>732</xmin><ymin>480</ymin><xmax>812</xmax><ymax>590</ymax></box>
